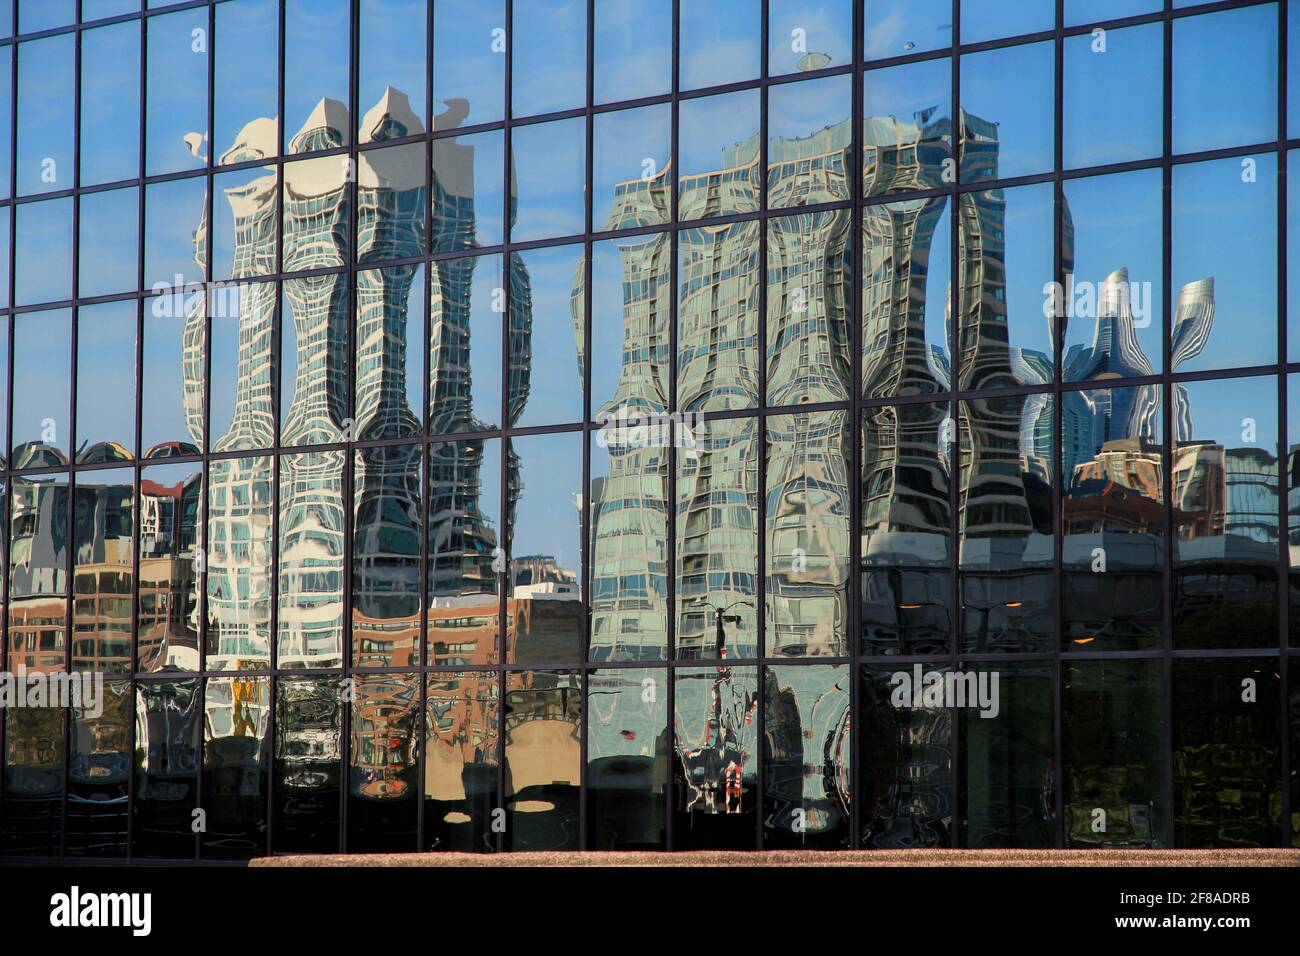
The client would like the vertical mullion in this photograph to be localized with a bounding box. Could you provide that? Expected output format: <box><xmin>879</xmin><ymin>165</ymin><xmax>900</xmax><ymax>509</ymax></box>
<box><xmin>497</xmin><ymin>0</ymin><xmax>513</xmax><ymax>855</ymax></box>
<box><xmin>755</xmin><ymin>0</ymin><xmax>768</xmax><ymax>854</ymax></box>
<box><xmin>1160</xmin><ymin>0</ymin><xmax>1175</xmax><ymax>851</ymax></box>
<box><xmin>849</xmin><ymin>0</ymin><xmax>864</xmax><ymax>852</ymax></box>
<box><xmin>578</xmin><ymin>0</ymin><xmax>593</xmax><ymax>851</ymax></box>
<box><xmin>1052</xmin><ymin>0</ymin><xmax>1066</xmax><ymax>852</ymax></box>
<box><xmin>665</xmin><ymin>0</ymin><xmax>680</xmax><ymax>853</ymax></box>
<box><xmin>1276</xmin><ymin>0</ymin><xmax>1291</xmax><ymax>850</ymax></box>
<box><xmin>948</xmin><ymin>0</ymin><xmax>962</xmax><ymax>851</ymax></box>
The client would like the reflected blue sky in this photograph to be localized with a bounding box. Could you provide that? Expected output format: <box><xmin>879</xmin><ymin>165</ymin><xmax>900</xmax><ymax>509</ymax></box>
<box><xmin>1063</xmin><ymin>22</ymin><xmax>1162</xmax><ymax>169</ymax></box>
<box><xmin>594</xmin><ymin>0</ymin><xmax>671</xmax><ymax>104</ymax></box>
<box><xmin>145</xmin><ymin>7</ymin><xmax>208</xmax><ymax>176</ymax></box>
<box><xmin>434</xmin><ymin>0</ymin><xmax>505</xmax><ymax>128</ymax></box>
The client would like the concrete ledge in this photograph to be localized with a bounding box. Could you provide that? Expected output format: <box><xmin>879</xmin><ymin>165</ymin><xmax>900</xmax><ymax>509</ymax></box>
<box><xmin>250</xmin><ymin>849</ymin><xmax>1300</xmax><ymax>868</ymax></box>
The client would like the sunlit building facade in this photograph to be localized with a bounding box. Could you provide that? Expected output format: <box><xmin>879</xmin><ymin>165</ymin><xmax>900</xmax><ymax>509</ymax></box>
<box><xmin>0</xmin><ymin>0</ymin><xmax>1297</xmax><ymax>859</ymax></box>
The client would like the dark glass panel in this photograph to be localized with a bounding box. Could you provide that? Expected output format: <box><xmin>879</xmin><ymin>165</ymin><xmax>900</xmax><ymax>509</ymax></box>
<box><xmin>274</xmin><ymin>676</ymin><xmax>343</xmax><ymax>855</ymax></box>
<box><xmin>1063</xmin><ymin>658</ymin><xmax>1165</xmax><ymax>847</ymax></box>
<box><xmin>587</xmin><ymin>667</ymin><xmax>668</xmax><ymax>849</ymax></box>
<box><xmin>1172</xmin><ymin>658</ymin><xmax>1282</xmax><ymax>848</ymax></box>
<box><xmin>959</xmin><ymin>662</ymin><xmax>1053</xmax><ymax>847</ymax></box>
<box><xmin>132</xmin><ymin>678</ymin><xmax>201</xmax><ymax>859</ymax></box>
<box><xmin>2</xmin><ymin>700</ymin><xmax>67</xmax><ymax>855</ymax></box>
<box><xmin>202</xmin><ymin>674</ymin><xmax>269</xmax><ymax>858</ymax></box>
<box><xmin>674</xmin><ymin>665</ymin><xmax>758</xmax><ymax>848</ymax></box>
<box><xmin>763</xmin><ymin>664</ymin><xmax>851</xmax><ymax>848</ymax></box>
<box><xmin>66</xmin><ymin>680</ymin><xmax>131</xmax><ymax>858</ymax></box>
<box><xmin>859</xmin><ymin>663</ymin><xmax>952</xmax><ymax>847</ymax></box>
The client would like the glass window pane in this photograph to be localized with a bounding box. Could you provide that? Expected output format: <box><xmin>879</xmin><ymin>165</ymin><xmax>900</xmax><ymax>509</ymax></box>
<box><xmin>1063</xmin><ymin>659</ymin><xmax>1165</xmax><ymax>847</ymax></box>
<box><xmin>678</xmin><ymin>221</ymin><xmax>760</xmax><ymax>411</ymax></box>
<box><xmin>860</xmin><ymin>663</ymin><xmax>951</xmax><ymax>847</ymax></box>
<box><xmin>590</xmin><ymin>233</ymin><xmax>671</xmax><ymax>418</ymax></box>
<box><xmin>206</xmin><ymin>455</ymin><xmax>273</xmax><ymax>670</ymax></box>
<box><xmin>594</xmin><ymin>0</ymin><xmax>671</xmax><ymax>103</ymax></box>
<box><xmin>17</xmin><ymin>34</ymin><xmax>74</xmax><ymax>196</ymax></box>
<box><xmin>1172</xmin><ymin>5</ymin><xmax>1278</xmax><ymax>155</ymax></box>
<box><xmin>767</xmin><ymin>210</ymin><xmax>853</xmax><ymax>405</ymax></box>
<box><xmin>353</xmin><ymin>445</ymin><xmax>423</xmax><ymax>667</ymax></box>
<box><xmin>507</xmin><ymin>433</ymin><xmax>583</xmax><ymax>663</ymax></box>
<box><xmin>1062</xmin><ymin>385</ymin><xmax>1164</xmax><ymax>651</ymax></box>
<box><xmin>959</xmin><ymin>182</ymin><xmax>1054</xmax><ymax>390</ymax></box>
<box><xmin>961</xmin><ymin>41</ymin><xmax>1053</xmax><ymax>182</ymax></box>
<box><xmin>679</xmin><ymin>89</ymin><xmax>760</xmax><ymax>219</ymax></box>
<box><xmin>145</xmin><ymin>176</ymin><xmax>207</xmax><ymax>291</ymax></box>
<box><xmin>1062</xmin><ymin>169</ymin><xmax>1164</xmax><ymax>380</ymax></box>
<box><xmin>0</xmin><ymin>47</ymin><xmax>11</xmax><ymax>200</ymax></box>
<box><xmin>146</xmin><ymin>7</ymin><xmax>210</xmax><ymax>175</ymax></box>
<box><xmin>433</xmin><ymin>0</ymin><xmax>505</xmax><ymax>129</ymax></box>
<box><xmin>511</xmin><ymin>243</ymin><xmax>584</xmax><ymax>428</ymax></box>
<box><xmin>425</xmin><ymin>672</ymin><xmax>500</xmax><ymax>851</ymax></box>
<box><xmin>212</xmin><ymin>165</ymin><xmax>278</xmax><ymax>280</ymax></box>
<box><xmin>67</xmin><ymin>680</ymin><xmax>131</xmax><ymax>858</ymax></box>
<box><xmin>588</xmin><ymin>429</ymin><xmax>669</xmax><ymax>662</ymax></box>
<box><xmin>202</xmin><ymin>675</ymin><xmax>269</xmax><ymax>858</ymax></box>
<box><xmin>75</xmin><ymin>300</ymin><xmax>138</xmax><ymax>462</ymax></box>
<box><xmin>1173</xmin><ymin>658</ymin><xmax>1282</xmax><ymax>847</ymax></box>
<box><xmin>273</xmin><ymin>676</ymin><xmax>342</xmax><ymax>854</ymax></box>
<box><xmin>132</xmin><ymin>679</ymin><xmax>201</xmax><ymax>859</ymax></box>
<box><xmin>593</xmin><ymin>103</ymin><xmax>671</xmax><ymax>231</ymax></box>
<box><xmin>767</xmin><ymin>74</ymin><xmax>852</xmax><ymax>208</ymax></box>
<box><xmin>676</xmin><ymin>417</ymin><xmax>759</xmax><ymax>659</ymax></box>
<box><xmin>511</xmin><ymin>0</ymin><xmax>586</xmax><ymax>118</ymax></box>
<box><xmin>348</xmin><ymin>673</ymin><xmax>419</xmax><ymax>851</ymax></box>
<box><xmin>1063</xmin><ymin>22</ymin><xmax>1162</xmax><ymax>169</ymax></box>
<box><xmin>138</xmin><ymin>461</ymin><xmax>202</xmax><ymax>672</ymax></box>
<box><xmin>209</xmin><ymin>280</ymin><xmax>276</xmax><ymax>452</ymax></box>
<box><xmin>861</xmin><ymin>401</ymin><xmax>952</xmax><ymax>655</ymax></box>
<box><xmin>959</xmin><ymin>393</ymin><xmax>1055</xmax><ymax>652</ymax></box>
<box><xmin>862</xmin><ymin>198</ymin><xmax>952</xmax><ymax>397</ymax></box>
<box><xmin>81</xmin><ymin>21</ymin><xmax>141</xmax><ymax>187</ymax></box>
<box><xmin>355</xmin><ymin>264</ymin><xmax>424</xmax><ymax>440</ymax></box>
<box><xmin>214</xmin><ymin>0</ymin><xmax>278</xmax><ymax>166</ymax></box>
<box><xmin>863</xmin><ymin>57</ymin><xmax>952</xmax><ymax>197</ymax></box>
<box><xmin>1291</xmin><ymin>150</ymin><xmax>1299</xmax><ymax>362</ymax></box>
<box><xmin>504</xmin><ymin>670</ymin><xmax>581</xmax><ymax>849</ymax></box>
<box><xmin>587</xmin><ymin>667</ymin><xmax>667</xmax><ymax>849</ymax></box>
<box><xmin>281</xmin><ymin>273</ymin><xmax>350</xmax><ymax>446</ymax></box>
<box><xmin>20</xmin><ymin>0</ymin><xmax>74</xmax><ymax>32</ymax></box>
<box><xmin>9</xmin><ymin>475</ymin><xmax>70</xmax><ymax>674</ymax></box>
<box><xmin>961</xmin><ymin>0</ymin><xmax>1054</xmax><ymax>44</ymax></box>
<box><xmin>763</xmin><ymin>664</ymin><xmax>850</xmax><ymax>847</ymax></box>
<box><xmin>12</xmin><ymin>308</ymin><xmax>71</xmax><ymax>462</ymax></box>
<box><xmin>428</xmin><ymin>439</ymin><xmax>501</xmax><ymax>667</ymax></box>
<box><xmin>674</xmin><ymin>665</ymin><xmax>758</xmax><ymax>847</ymax></box>
<box><xmin>1171</xmin><ymin>155</ymin><xmax>1277</xmax><ymax>373</ymax></box>
<box><xmin>432</xmin><ymin>128</ymin><xmax>503</xmax><ymax>250</ymax></box>
<box><xmin>284</xmin><ymin>0</ymin><xmax>350</xmax><ymax>153</ymax></box>
<box><xmin>680</xmin><ymin>0</ymin><xmax>760</xmax><ymax>90</ymax></box>
<box><xmin>84</xmin><ymin>0</ymin><xmax>140</xmax><ymax>18</ymax></box>
<box><xmin>358</xmin><ymin>141</ymin><xmax>427</xmax><ymax>263</ymax></box>
<box><xmin>1065</xmin><ymin>0</ymin><xmax>1160</xmax><ymax>25</ymax></box>
<box><xmin>16</xmin><ymin>196</ymin><xmax>73</xmax><ymax>305</ymax></box>
<box><xmin>358</xmin><ymin>0</ymin><xmax>425</xmax><ymax>139</ymax></box>
<box><xmin>283</xmin><ymin>155</ymin><xmax>350</xmax><ymax>270</ymax></box>
<box><xmin>1173</xmin><ymin>376</ymin><xmax>1279</xmax><ymax>649</ymax></box>
<box><xmin>2</xmin><ymin>701</ymin><xmax>67</xmax><ymax>855</ymax></box>
<box><xmin>511</xmin><ymin>117</ymin><xmax>586</xmax><ymax>242</ymax></box>
<box><xmin>769</xmin><ymin>0</ymin><xmax>852</xmax><ymax>74</ymax></box>
<box><xmin>959</xmin><ymin>662</ymin><xmax>1053</xmax><ymax>847</ymax></box>
<box><xmin>766</xmin><ymin>410</ymin><xmax>851</xmax><ymax>657</ymax></box>
<box><xmin>79</xmin><ymin>186</ymin><xmax>139</xmax><ymax>296</ymax></box>
<box><xmin>142</xmin><ymin>297</ymin><xmax>202</xmax><ymax>458</ymax></box>
<box><xmin>429</xmin><ymin>252</ymin><xmax>502</xmax><ymax>433</ymax></box>
<box><xmin>278</xmin><ymin>450</ymin><xmax>345</xmax><ymax>669</ymax></box>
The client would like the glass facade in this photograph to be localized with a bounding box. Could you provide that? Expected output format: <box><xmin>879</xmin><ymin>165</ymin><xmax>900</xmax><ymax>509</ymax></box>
<box><xmin>0</xmin><ymin>0</ymin><xmax>1296</xmax><ymax>859</ymax></box>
